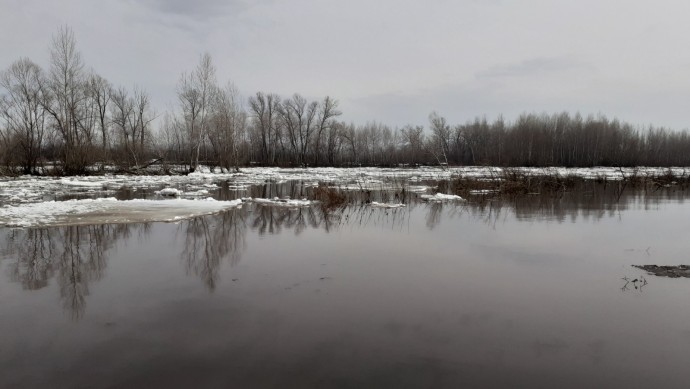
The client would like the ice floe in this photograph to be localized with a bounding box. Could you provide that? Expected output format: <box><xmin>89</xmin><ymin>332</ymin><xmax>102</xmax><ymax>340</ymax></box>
<box><xmin>468</xmin><ymin>189</ymin><xmax>499</xmax><ymax>195</ymax></box>
<box><xmin>370</xmin><ymin>202</ymin><xmax>406</xmax><ymax>208</ymax></box>
<box><xmin>245</xmin><ymin>197</ymin><xmax>316</xmax><ymax>207</ymax></box>
<box><xmin>407</xmin><ymin>185</ymin><xmax>432</xmax><ymax>193</ymax></box>
<box><xmin>0</xmin><ymin>166</ymin><xmax>687</xmax><ymax>207</ymax></box>
<box><xmin>420</xmin><ymin>193</ymin><xmax>465</xmax><ymax>202</ymax></box>
<box><xmin>60</xmin><ymin>178</ymin><xmax>109</xmax><ymax>188</ymax></box>
<box><xmin>182</xmin><ymin>189</ymin><xmax>210</xmax><ymax>197</ymax></box>
<box><xmin>0</xmin><ymin>198</ymin><xmax>242</xmax><ymax>228</ymax></box>
<box><xmin>156</xmin><ymin>187</ymin><xmax>183</xmax><ymax>197</ymax></box>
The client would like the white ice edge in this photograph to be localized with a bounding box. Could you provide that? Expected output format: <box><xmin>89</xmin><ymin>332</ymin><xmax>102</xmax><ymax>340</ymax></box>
<box><xmin>156</xmin><ymin>187</ymin><xmax>183</xmax><ymax>196</ymax></box>
<box><xmin>60</xmin><ymin>178</ymin><xmax>109</xmax><ymax>188</ymax></box>
<box><xmin>0</xmin><ymin>198</ymin><xmax>242</xmax><ymax>228</ymax></box>
<box><xmin>469</xmin><ymin>189</ymin><xmax>499</xmax><ymax>195</ymax></box>
<box><xmin>420</xmin><ymin>193</ymin><xmax>465</xmax><ymax>202</ymax></box>
<box><xmin>370</xmin><ymin>202</ymin><xmax>406</xmax><ymax>208</ymax></box>
<box><xmin>244</xmin><ymin>197</ymin><xmax>317</xmax><ymax>207</ymax></box>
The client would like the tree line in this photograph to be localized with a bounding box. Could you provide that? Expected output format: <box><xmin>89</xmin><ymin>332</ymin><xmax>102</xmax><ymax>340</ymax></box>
<box><xmin>2</xmin><ymin>27</ymin><xmax>690</xmax><ymax>175</ymax></box>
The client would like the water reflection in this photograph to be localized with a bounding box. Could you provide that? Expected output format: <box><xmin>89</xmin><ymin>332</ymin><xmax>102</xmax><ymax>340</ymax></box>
<box><xmin>620</xmin><ymin>276</ymin><xmax>648</xmax><ymax>292</ymax></box>
<box><xmin>462</xmin><ymin>180</ymin><xmax>687</xmax><ymax>226</ymax></box>
<box><xmin>0</xmin><ymin>205</ymin><xmax>361</xmax><ymax>316</ymax></box>
<box><xmin>340</xmin><ymin>204</ymin><xmax>411</xmax><ymax>231</ymax></box>
<box><xmin>179</xmin><ymin>211</ymin><xmax>246</xmax><ymax>291</ymax></box>
<box><xmin>3</xmin><ymin>224</ymin><xmax>148</xmax><ymax>319</ymax></box>
<box><xmin>233</xmin><ymin>180</ymin><xmax>689</xmax><ymax>230</ymax></box>
<box><xmin>250</xmin><ymin>205</ymin><xmax>323</xmax><ymax>236</ymax></box>
<box><xmin>1</xmin><ymin>182</ymin><xmax>688</xmax><ymax>319</ymax></box>
<box><xmin>2</xmin><ymin>181</ymin><xmax>690</xmax><ymax>388</ymax></box>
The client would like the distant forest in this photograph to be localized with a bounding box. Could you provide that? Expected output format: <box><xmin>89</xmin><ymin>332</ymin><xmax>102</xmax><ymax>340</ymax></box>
<box><xmin>2</xmin><ymin>27</ymin><xmax>690</xmax><ymax>175</ymax></box>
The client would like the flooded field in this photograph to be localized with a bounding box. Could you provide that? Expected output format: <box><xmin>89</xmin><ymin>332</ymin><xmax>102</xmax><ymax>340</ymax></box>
<box><xmin>1</xmin><ymin>172</ymin><xmax>690</xmax><ymax>388</ymax></box>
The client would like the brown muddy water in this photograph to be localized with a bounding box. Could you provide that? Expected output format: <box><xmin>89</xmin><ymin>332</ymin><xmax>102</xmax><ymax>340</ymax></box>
<box><xmin>1</xmin><ymin>182</ymin><xmax>690</xmax><ymax>388</ymax></box>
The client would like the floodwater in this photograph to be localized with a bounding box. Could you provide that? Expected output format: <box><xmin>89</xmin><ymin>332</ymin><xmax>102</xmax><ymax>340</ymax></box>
<box><xmin>1</xmin><ymin>182</ymin><xmax>690</xmax><ymax>388</ymax></box>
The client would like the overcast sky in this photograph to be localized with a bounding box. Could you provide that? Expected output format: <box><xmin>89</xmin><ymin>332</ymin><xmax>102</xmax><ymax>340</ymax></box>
<box><xmin>2</xmin><ymin>0</ymin><xmax>690</xmax><ymax>129</ymax></box>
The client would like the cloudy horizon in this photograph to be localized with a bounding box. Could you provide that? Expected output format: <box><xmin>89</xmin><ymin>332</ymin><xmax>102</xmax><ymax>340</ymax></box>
<box><xmin>2</xmin><ymin>0</ymin><xmax>690</xmax><ymax>130</ymax></box>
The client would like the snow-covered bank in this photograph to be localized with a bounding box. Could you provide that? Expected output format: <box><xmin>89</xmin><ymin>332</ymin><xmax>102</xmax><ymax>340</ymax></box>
<box><xmin>0</xmin><ymin>198</ymin><xmax>242</xmax><ymax>228</ymax></box>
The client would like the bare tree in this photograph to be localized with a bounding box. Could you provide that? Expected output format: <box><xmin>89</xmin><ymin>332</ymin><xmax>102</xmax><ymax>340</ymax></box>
<box><xmin>40</xmin><ymin>26</ymin><xmax>95</xmax><ymax>174</ymax></box>
<box><xmin>248</xmin><ymin>92</ymin><xmax>283</xmax><ymax>164</ymax></box>
<box><xmin>427</xmin><ymin>111</ymin><xmax>451</xmax><ymax>166</ymax></box>
<box><xmin>278</xmin><ymin>94</ymin><xmax>318</xmax><ymax>166</ymax></box>
<box><xmin>177</xmin><ymin>53</ymin><xmax>217</xmax><ymax>172</ymax></box>
<box><xmin>400</xmin><ymin>125</ymin><xmax>425</xmax><ymax>165</ymax></box>
<box><xmin>109</xmin><ymin>86</ymin><xmax>154</xmax><ymax>168</ymax></box>
<box><xmin>86</xmin><ymin>73</ymin><xmax>112</xmax><ymax>168</ymax></box>
<box><xmin>0</xmin><ymin>58</ymin><xmax>47</xmax><ymax>173</ymax></box>
<box><xmin>132</xmin><ymin>87</ymin><xmax>154</xmax><ymax>165</ymax></box>
<box><xmin>154</xmin><ymin>111</ymin><xmax>184</xmax><ymax>172</ymax></box>
<box><xmin>109</xmin><ymin>86</ymin><xmax>134</xmax><ymax>166</ymax></box>
<box><xmin>325</xmin><ymin>121</ymin><xmax>345</xmax><ymax>165</ymax></box>
<box><xmin>208</xmin><ymin>83</ymin><xmax>246</xmax><ymax>171</ymax></box>
<box><xmin>312</xmin><ymin>96</ymin><xmax>341</xmax><ymax>166</ymax></box>
<box><xmin>340</xmin><ymin>122</ymin><xmax>358</xmax><ymax>165</ymax></box>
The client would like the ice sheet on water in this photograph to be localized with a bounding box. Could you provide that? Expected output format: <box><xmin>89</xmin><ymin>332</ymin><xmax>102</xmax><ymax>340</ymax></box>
<box><xmin>468</xmin><ymin>189</ymin><xmax>499</xmax><ymax>195</ymax></box>
<box><xmin>407</xmin><ymin>185</ymin><xmax>432</xmax><ymax>193</ymax></box>
<box><xmin>244</xmin><ymin>197</ymin><xmax>317</xmax><ymax>207</ymax></box>
<box><xmin>182</xmin><ymin>189</ymin><xmax>210</xmax><ymax>197</ymax></box>
<box><xmin>60</xmin><ymin>178</ymin><xmax>109</xmax><ymax>188</ymax></box>
<box><xmin>156</xmin><ymin>187</ymin><xmax>183</xmax><ymax>197</ymax></box>
<box><xmin>370</xmin><ymin>202</ymin><xmax>406</xmax><ymax>208</ymax></box>
<box><xmin>0</xmin><ymin>198</ymin><xmax>242</xmax><ymax>228</ymax></box>
<box><xmin>0</xmin><ymin>166</ymin><xmax>687</xmax><ymax>206</ymax></box>
<box><xmin>420</xmin><ymin>193</ymin><xmax>465</xmax><ymax>202</ymax></box>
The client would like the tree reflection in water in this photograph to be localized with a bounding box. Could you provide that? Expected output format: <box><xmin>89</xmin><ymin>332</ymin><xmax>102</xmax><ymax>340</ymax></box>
<box><xmin>179</xmin><ymin>210</ymin><xmax>246</xmax><ymax>291</ymax></box>
<box><xmin>6</xmin><ymin>229</ymin><xmax>56</xmax><ymax>290</ymax></box>
<box><xmin>3</xmin><ymin>223</ymin><xmax>148</xmax><ymax>320</ymax></box>
<box><xmin>0</xmin><ymin>181</ymin><xmax>686</xmax><ymax>318</ymax></box>
<box><xmin>250</xmin><ymin>205</ymin><xmax>329</xmax><ymax>236</ymax></box>
<box><xmin>179</xmin><ymin>205</ymin><xmax>349</xmax><ymax>291</ymax></box>
<box><xmin>453</xmin><ymin>180</ymin><xmax>688</xmax><ymax>228</ymax></box>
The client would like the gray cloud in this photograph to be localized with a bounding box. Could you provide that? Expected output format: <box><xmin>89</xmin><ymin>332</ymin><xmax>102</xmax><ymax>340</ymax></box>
<box><xmin>348</xmin><ymin>81</ymin><xmax>513</xmax><ymax>128</ymax></box>
<box><xmin>1</xmin><ymin>0</ymin><xmax>689</xmax><ymax>131</ymax></box>
<box><xmin>477</xmin><ymin>57</ymin><xmax>591</xmax><ymax>79</ymax></box>
<box><xmin>348</xmin><ymin>75</ymin><xmax>690</xmax><ymax>131</ymax></box>
<box><xmin>134</xmin><ymin>0</ymin><xmax>247</xmax><ymax>20</ymax></box>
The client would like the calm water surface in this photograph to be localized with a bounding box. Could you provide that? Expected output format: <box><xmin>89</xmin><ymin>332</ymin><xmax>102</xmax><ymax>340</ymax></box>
<box><xmin>1</xmin><ymin>183</ymin><xmax>690</xmax><ymax>388</ymax></box>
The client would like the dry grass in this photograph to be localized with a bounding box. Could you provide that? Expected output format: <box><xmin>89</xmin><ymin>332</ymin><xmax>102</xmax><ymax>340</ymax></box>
<box><xmin>310</xmin><ymin>185</ymin><xmax>348</xmax><ymax>209</ymax></box>
<box><xmin>649</xmin><ymin>169</ymin><xmax>690</xmax><ymax>189</ymax></box>
<box><xmin>450</xmin><ymin>169</ymin><xmax>578</xmax><ymax>198</ymax></box>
